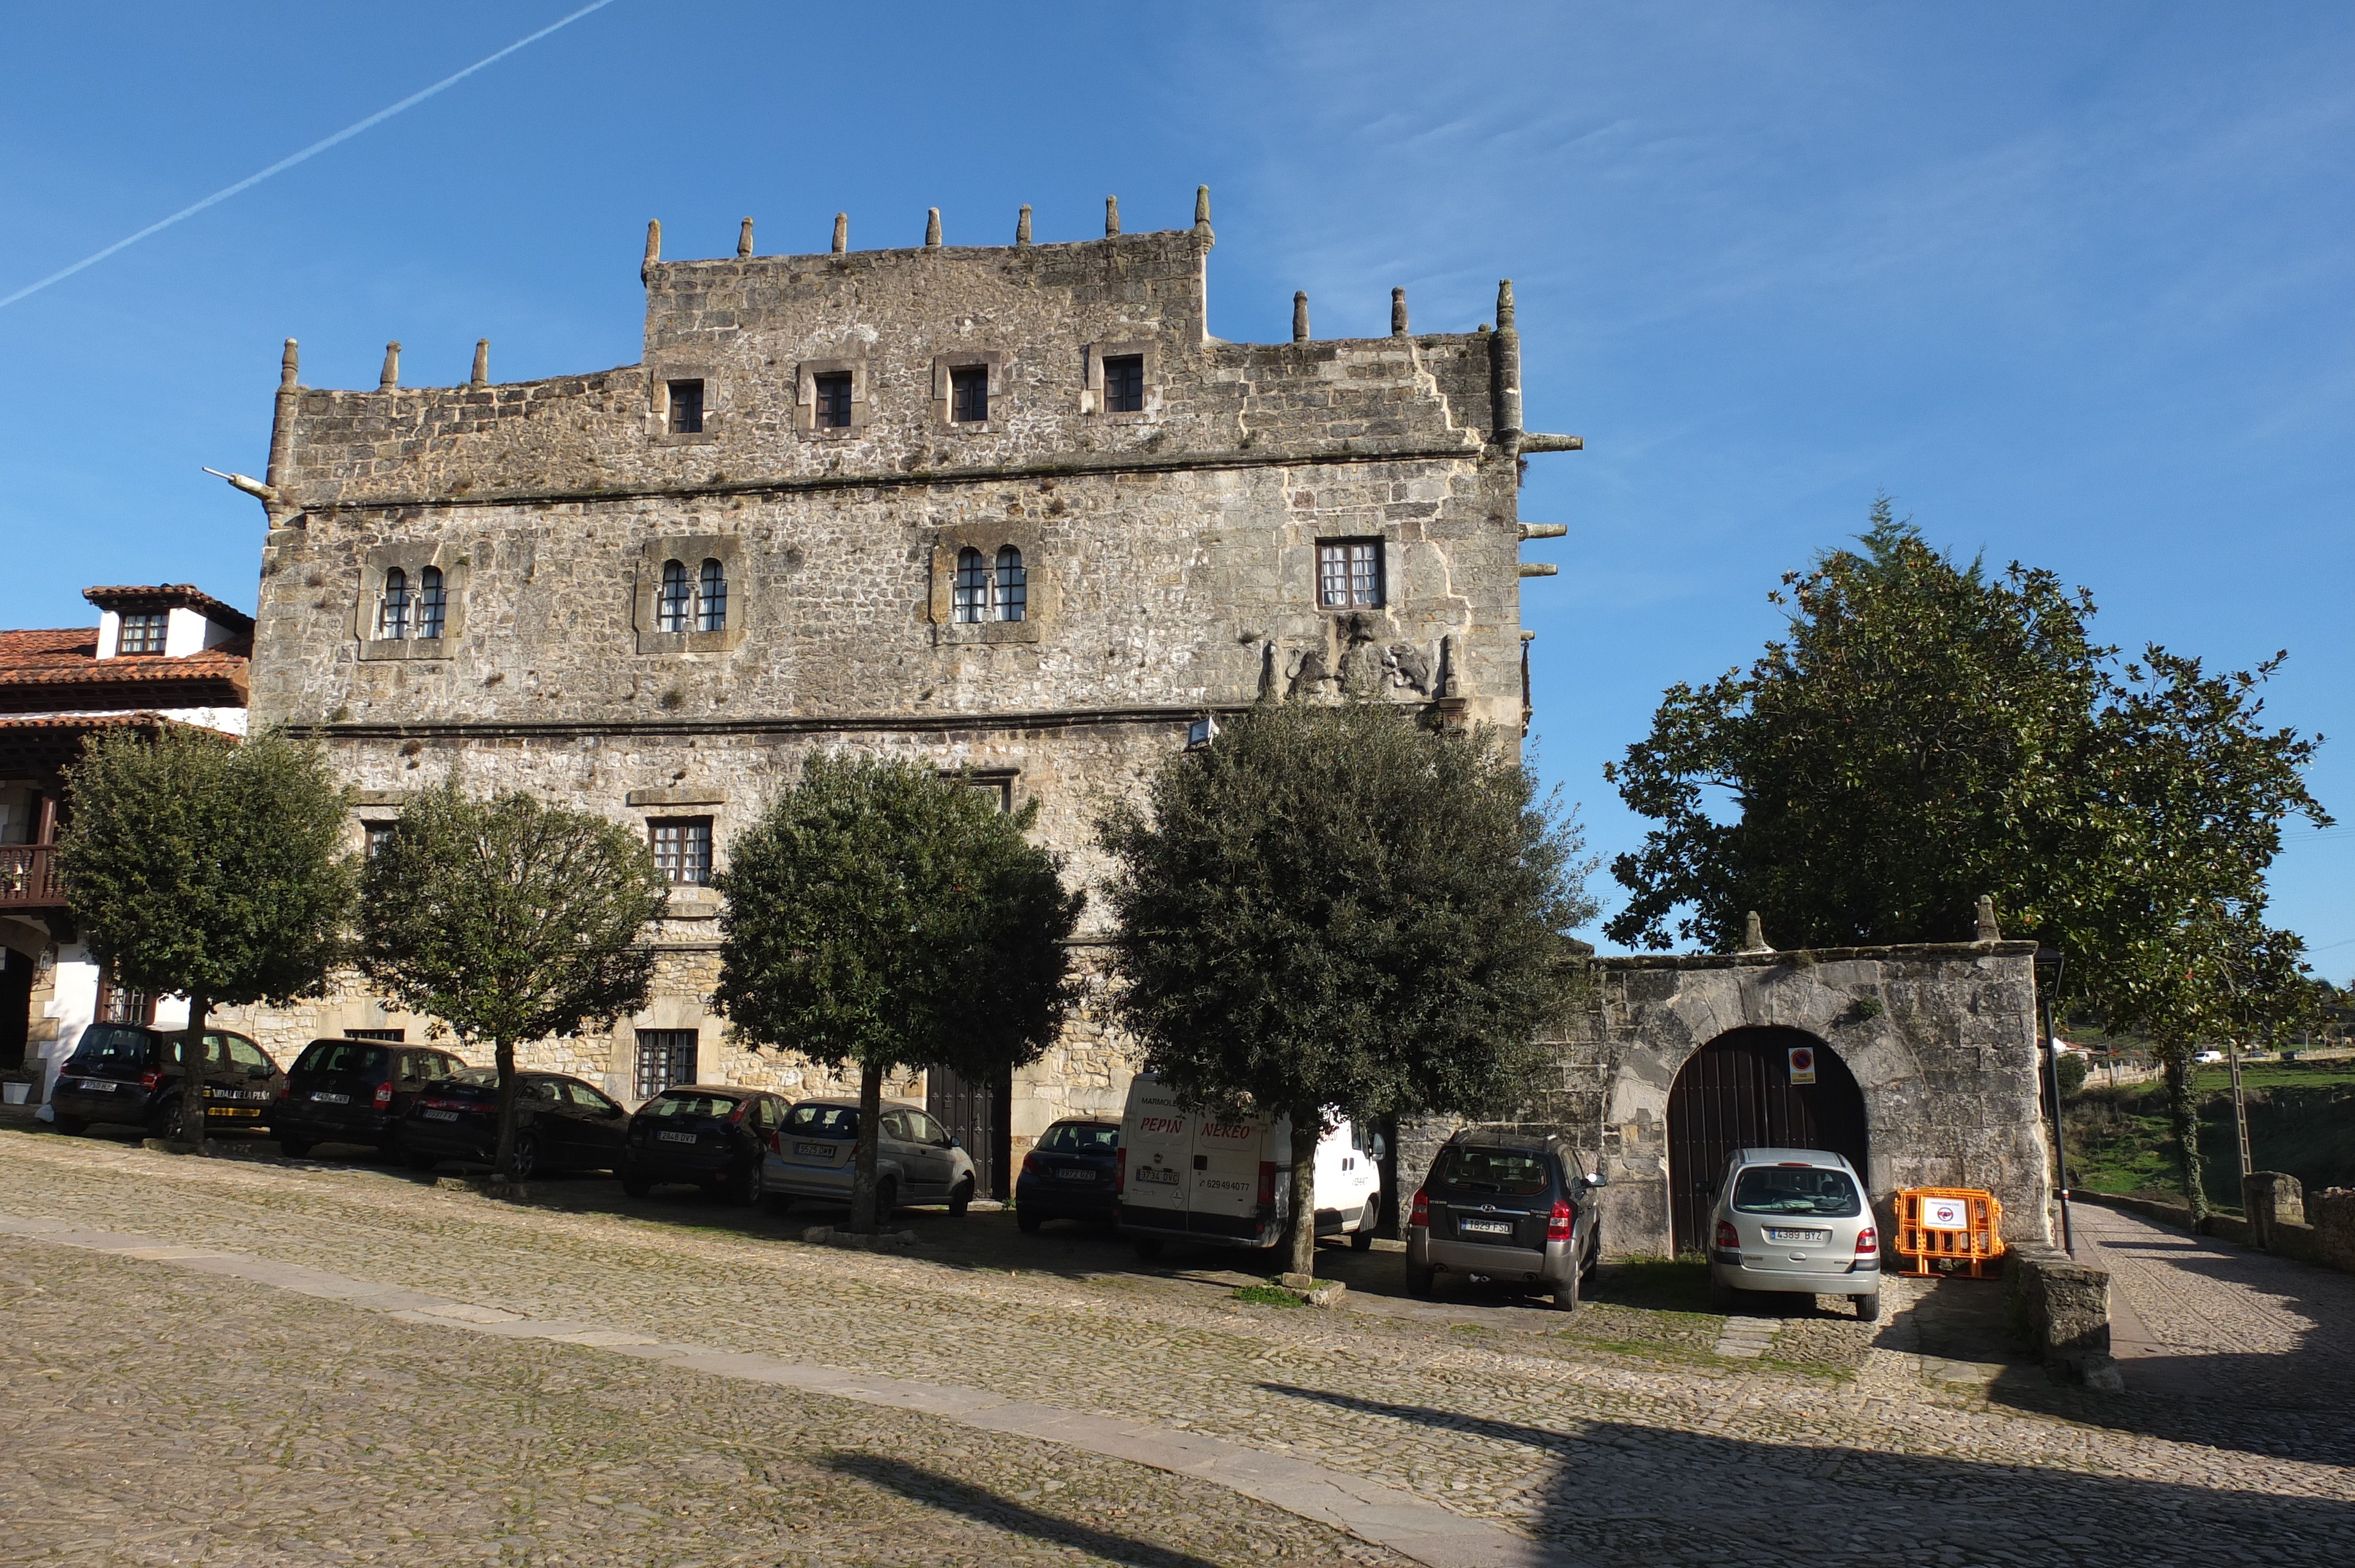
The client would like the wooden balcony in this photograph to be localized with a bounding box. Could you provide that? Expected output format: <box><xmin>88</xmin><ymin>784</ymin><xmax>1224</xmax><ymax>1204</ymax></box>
<box><xmin>0</xmin><ymin>844</ymin><xmax>65</xmax><ymax>910</ymax></box>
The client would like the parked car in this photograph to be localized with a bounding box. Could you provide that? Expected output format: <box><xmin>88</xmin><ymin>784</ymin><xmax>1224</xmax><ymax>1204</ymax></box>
<box><xmin>1703</xmin><ymin>1147</ymin><xmax>1882</xmax><ymax>1321</ymax></box>
<box><xmin>2193</xmin><ymin>1049</ymin><xmax>2227</xmax><ymax>1065</ymax></box>
<box><xmin>273</xmin><ymin>1038</ymin><xmax>469</xmax><ymax>1160</ymax></box>
<box><xmin>1116</xmin><ymin>1072</ymin><xmax>1384</xmax><ymax>1258</ymax></box>
<box><xmin>1014</xmin><ymin>1118</ymin><xmax>1122</xmax><ymax>1232</ymax></box>
<box><xmin>400</xmin><ymin>1068</ymin><xmax>629</xmax><ymax>1178</ymax></box>
<box><xmin>47</xmin><ymin>1022</ymin><xmax>284</xmax><ymax>1138</ymax></box>
<box><xmin>1403</xmin><ymin>1129</ymin><xmax>1603</xmax><ymax>1311</ymax></box>
<box><xmin>763</xmin><ymin>1097</ymin><xmax>978</xmax><ymax>1217</ymax></box>
<box><xmin>622</xmin><ymin>1084</ymin><xmax>791</xmax><ymax>1204</ymax></box>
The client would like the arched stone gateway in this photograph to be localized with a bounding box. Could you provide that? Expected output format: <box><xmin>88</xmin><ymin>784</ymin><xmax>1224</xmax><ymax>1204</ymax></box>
<box><xmin>1665</xmin><ymin>1027</ymin><xmax>1868</xmax><ymax>1254</ymax></box>
<box><xmin>1399</xmin><ymin>939</ymin><xmax>2054</xmax><ymax>1261</ymax></box>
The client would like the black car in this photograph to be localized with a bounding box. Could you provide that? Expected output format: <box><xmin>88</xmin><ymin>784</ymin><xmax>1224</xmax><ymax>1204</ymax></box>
<box><xmin>273</xmin><ymin>1038</ymin><xmax>470</xmax><ymax>1160</ymax></box>
<box><xmin>1404</xmin><ymin>1129</ymin><xmax>1604</xmax><ymax>1311</ymax></box>
<box><xmin>1014</xmin><ymin>1118</ymin><xmax>1122</xmax><ymax>1233</ymax></box>
<box><xmin>48</xmin><ymin>1022</ymin><xmax>284</xmax><ymax>1138</ymax></box>
<box><xmin>621</xmin><ymin>1084</ymin><xmax>790</xmax><ymax>1203</ymax></box>
<box><xmin>401</xmin><ymin>1068</ymin><xmax>629</xmax><ymax>1179</ymax></box>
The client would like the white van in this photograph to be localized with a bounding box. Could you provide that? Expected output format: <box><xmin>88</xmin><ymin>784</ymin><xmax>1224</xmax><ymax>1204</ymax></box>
<box><xmin>1117</xmin><ymin>1072</ymin><xmax>1385</xmax><ymax>1258</ymax></box>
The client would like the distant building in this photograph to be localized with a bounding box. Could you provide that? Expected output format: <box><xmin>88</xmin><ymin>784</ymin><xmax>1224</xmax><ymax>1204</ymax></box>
<box><xmin>0</xmin><ymin>586</ymin><xmax>252</xmax><ymax>1095</ymax></box>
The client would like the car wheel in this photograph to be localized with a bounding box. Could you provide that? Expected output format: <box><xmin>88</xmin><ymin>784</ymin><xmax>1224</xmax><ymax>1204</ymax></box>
<box><xmin>1857</xmin><ymin>1288</ymin><xmax>1883</xmax><ymax>1324</ymax></box>
<box><xmin>1552</xmin><ymin>1267</ymin><xmax>1581</xmax><ymax>1314</ymax></box>
<box><xmin>1349</xmin><ymin>1194</ymin><xmax>1380</xmax><ymax>1251</ymax></box>
<box><xmin>872</xmin><ymin>1175</ymin><xmax>898</xmax><ymax>1222</ymax></box>
<box><xmin>736</xmin><ymin>1160</ymin><xmax>766</xmax><ymax>1208</ymax></box>
<box><xmin>1405</xmin><ymin>1258</ymin><xmax>1435</xmax><ymax>1297</ymax></box>
<box><xmin>1132</xmin><ymin>1235</ymin><xmax>1164</xmax><ymax>1261</ymax></box>
<box><xmin>622</xmin><ymin>1172</ymin><xmax>652</xmax><ymax>1198</ymax></box>
<box><xmin>406</xmin><ymin>1149</ymin><xmax>439</xmax><ymax>1172</ymax></box>
<box><xmin>947</xmin><ymin>1178</ymin><xmax>975</xmax><ymax>1218</ymax></box>
<box><xmin>1017</xmin><ymin>1209</ymin><xmax>1043</xmax><ymax>1234</ymax></box>
<box><xmin>54</xmin><ymin>1115</ymin><xmax>86</xmax><ymax>1136</ymax></box>
<box><xmin>509</xmin><ymin>1132</ymin><xmax>540</xmax><ymax>1182</ymax></box>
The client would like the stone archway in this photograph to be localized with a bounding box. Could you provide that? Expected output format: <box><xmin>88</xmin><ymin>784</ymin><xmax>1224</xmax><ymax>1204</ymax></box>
<box><xmin>1665</xmin><ymin>1026</ymin><xmax>1869</xmax><ymax>1254</ymax></box>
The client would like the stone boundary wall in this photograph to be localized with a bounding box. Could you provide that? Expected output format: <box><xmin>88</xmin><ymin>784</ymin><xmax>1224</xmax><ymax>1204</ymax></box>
<box><xmin>2074</xmin><ymin>1181</ymin><xmax>2355</xmax><ymax>1277</ymax></box>
<box><xmin>2004</xmin><ymin>1241</ymin><xmax>2120</xmax><ymax>1389</ymax></box>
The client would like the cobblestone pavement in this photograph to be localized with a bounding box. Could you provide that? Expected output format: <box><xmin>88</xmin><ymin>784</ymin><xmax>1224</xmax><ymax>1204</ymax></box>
<box><xmin>6</xmin><ymin>1125</ymin><xmax>2354</xmax><ymax>1567</ymax></box>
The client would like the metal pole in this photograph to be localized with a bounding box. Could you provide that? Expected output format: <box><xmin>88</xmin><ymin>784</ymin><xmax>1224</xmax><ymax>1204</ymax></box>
<box><xmin>2039</xmin><ymin>954</ymin><xmax>2074</xmax><ymax>1257</ymax></box>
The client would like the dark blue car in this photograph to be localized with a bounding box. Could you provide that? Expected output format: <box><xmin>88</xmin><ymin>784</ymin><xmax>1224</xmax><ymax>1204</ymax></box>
<box><xmin>1014</xmin><ymin>1118</ymin><xmax>1121</xmax><ymax>1233</ymax></box>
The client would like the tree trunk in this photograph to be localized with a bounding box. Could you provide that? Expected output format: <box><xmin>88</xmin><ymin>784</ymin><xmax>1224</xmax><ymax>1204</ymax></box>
<box><xmin>2162</xmin><ymin>1047</ymin><xmax>2207</xmax><ymax>1222</ymax></box>
<box><xmin>1285</xmin><ymin>1106</ymin><xmax>1319</xmax><ymax>1280</ymax></box>
<box><xmin>490</xmin><ymin>1036</ymin><xmax>520</xmax><ymax>1186</ymax></box>
<box><xmin>850</xmin><ymin>1058</ymin><xmax>884</xmax><ymax>1234</ymax></box>
<box><xmin>177</xmin><ymin>995</ymin><xmax>211</xmax><ymax>1151</ymax></box>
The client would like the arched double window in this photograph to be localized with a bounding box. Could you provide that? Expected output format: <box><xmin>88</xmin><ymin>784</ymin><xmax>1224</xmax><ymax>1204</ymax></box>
<box><xmin>953</xmin><ymin>546</ymin><xmax>1027</xmax><ymax>624</ymax></box>
<box><xmin>378</xmin><ymin>568</ymin><xmax>411</xmax><ymax>640</ymax></box>
<box><xmin>697</xmin><ymin>559</ymin><xmax>728</xmax><ymax>633</ymax></box>
<box><xmin>416</xmin><ymin>566</ymin><xmax>447</xmax><ymax>640</ymax></box>
<box><xmin>658</xmin><ymin>557</ymin><xmax>728</xmax><ymax>634</ymax></box>
<box><xmin>994</xmin><ymin>546</ymin><xmax>1026</xmax><ymax>623</ymax></box>
<box><xmin>953</xmin><ymin>548</ymin><xmax>990</xmax><ymax>624</ymax></box>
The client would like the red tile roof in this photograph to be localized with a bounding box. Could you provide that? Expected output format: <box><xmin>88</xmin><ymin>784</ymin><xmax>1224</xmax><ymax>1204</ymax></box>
<box><xmin>81</xmin><ymin>584</ymin><xmax>256</xmax><ymax>634</ymax></box>
<box><xmin>0</xmin><ymin>620</ymin><xmax>248</xmax><ymax>712</ymax></box>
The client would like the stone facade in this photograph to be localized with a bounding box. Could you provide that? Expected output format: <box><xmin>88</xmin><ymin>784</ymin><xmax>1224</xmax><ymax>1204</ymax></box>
<box><xmin>1402</xmin><ymin>942</ymin><xmax>2057</xmax><ymax>1259</ymax></box>
<box><xmin>236</xmin><ymin>198</ymin><xmax>1573</xmax><ymax>1157</ymax></box>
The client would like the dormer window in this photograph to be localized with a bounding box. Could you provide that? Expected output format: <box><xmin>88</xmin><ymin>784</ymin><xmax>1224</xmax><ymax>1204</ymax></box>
<box><xmin>117</xmin><ymin>612</ymin><xmax>168</xmax><ymax>655</ymax></box>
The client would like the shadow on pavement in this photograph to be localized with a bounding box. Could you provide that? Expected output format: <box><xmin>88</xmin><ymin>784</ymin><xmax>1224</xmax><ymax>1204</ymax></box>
<box><xmin>821</xmin><ymin>1453</ymin><xmax>1230</xmax><ymax>1568</ymax></box>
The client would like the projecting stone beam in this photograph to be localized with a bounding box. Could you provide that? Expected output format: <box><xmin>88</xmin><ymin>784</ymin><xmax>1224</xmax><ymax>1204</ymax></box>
<box><xmin>1518</xmin><ymin>563</ymin><xmax>1559</xmax><ymax>577</ymax></box>
<box><xmin>1519</xmin><ymin>523</ymin><xmax>1568</xmax><ymax>540</ymax></box>
<box><xmin>1520</xmin><ymin>433</ymin><xmax>1584</xmax><ymax>453</ymax></box>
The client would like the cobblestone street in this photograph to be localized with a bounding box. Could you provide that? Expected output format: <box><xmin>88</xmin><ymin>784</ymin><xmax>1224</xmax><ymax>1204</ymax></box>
<box><xmin>4</xmin><ymin>1124</ymin><xmax>2351</xmax><ymax>1567</ymax></box>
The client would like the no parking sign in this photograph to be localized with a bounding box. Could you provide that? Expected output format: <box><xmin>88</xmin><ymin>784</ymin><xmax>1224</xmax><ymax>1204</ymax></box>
<box><xmin>1787</xmin><ymin>1045</ymin><xmax>1816</xmax><ymax>1085</ymax></box>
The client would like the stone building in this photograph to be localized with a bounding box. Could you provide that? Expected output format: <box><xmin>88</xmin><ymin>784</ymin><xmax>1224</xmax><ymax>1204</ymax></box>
<box><xmin>1</xmin><ymin>584</ymin><xmax>254</xmax><ymax>1098</ymax></box>
<box><xmin>230</xmin><ymin>193</ymin><xmax>1580</xmax><ymax>1192</ymax></box>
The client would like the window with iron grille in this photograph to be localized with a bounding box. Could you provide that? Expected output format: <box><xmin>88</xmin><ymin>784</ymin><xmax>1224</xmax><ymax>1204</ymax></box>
<box><xmin>666</xmin><ymin>379</ymin><xmax>705</xmax><ymax>434</ymax></box>
<box><xmin>117</xmin><ymin>612</ymin><xmax>168</xmax><ymax>655</ymax></box>
<box><xmin>635</xmin><ymin>1029</ymin><xmax>698</xmax><ymax>1098</ymax></box>
<box><xmin>657</xmin><ymin>560</ymin><xmax>691</xmax><ymax>633</ymax></box>
<box><xmin>1316</xmin><ymin>540</ymin><xmax>1384</xmax><ymax>609</ymax></box>
<box><xmin>416</xmin><ymin>566</ymin><xmax>446</xmax><ymax>639</ymax></box>
<box><xmin>651</xmin><ymin>817</ymin><xmax>713</xmax><ymax>886</ymax></box>
<box><xmin>994</xmin><ymin>547</ymin><xmax>1026</xmax><ymax>622</ymax></box>
<box><xmin>814</xmin><ymin>371</ymin><xmax>853</xmax><ymax>428</ymax></box>
<box><xmin>97</xmin><ymin>969</ymin><xmax>152</xmax><ymax>1025</ymax></box>
<box><xmin>377</xmin><ymin>570</ymin><xmax>411</xmax><ymax>639</ymax></box>
<box><xmin>953</xmin><ymin>547</ymin><xmax>989</xmax><ymax>623</ymax></box>
<box><xmin>1102</xmin><ymin>354</ymin><xmax>1145</xmax><ymax>413</ymax></box>
<box><xmin>949</xmin><ymin>365</ymin><xmax>990</xmax><ymax>423</ymax></box>
<box><xmin>363</xmin><ymin>821</ymin><xmax>396</xmax><ymax>859</ymax></box>
<box><xmin>696</xmin><ymin>559</ymin><xmax>728</xmax><ymax>633</ymax></box>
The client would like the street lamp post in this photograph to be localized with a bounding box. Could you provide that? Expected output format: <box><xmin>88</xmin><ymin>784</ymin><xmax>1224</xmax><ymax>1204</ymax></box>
<box><xmin>2035</xmin><ymin>949</ymin><xmax>2074</xmax><ymax>1257</ymax></box>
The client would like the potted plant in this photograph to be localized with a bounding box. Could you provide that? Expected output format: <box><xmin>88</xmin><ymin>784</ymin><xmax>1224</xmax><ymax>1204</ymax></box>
<box><xmin>2</xmin><ymin>1061</ymin><xmax>41</xmax><ymax>1107</ymax></box>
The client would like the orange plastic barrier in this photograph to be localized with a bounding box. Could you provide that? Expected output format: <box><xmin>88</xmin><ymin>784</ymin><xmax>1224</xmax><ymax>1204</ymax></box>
<box><xmin>1893</xmin><ymin>1188</ymin><xmax>2006</xmax><ymax>1278</ymax></box>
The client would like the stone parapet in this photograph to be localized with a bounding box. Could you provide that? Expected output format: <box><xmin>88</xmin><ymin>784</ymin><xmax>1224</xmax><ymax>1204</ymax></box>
<box><xmin>2005</xmin><ymin>1241</ymin><xmax>2121</xmax><ymax>1389</ymax></box>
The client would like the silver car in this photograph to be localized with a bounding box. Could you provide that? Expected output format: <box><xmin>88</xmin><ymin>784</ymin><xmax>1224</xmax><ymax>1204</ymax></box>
<box><xmin>1704</xmin><ymin>1147</ymin><xmax>1882</xmax><ymax>1321</ymax></box>
<box><xmin>763</xmin><ymin>1097</ymin><xmax>979</xmax><ymax>1218</ymax></box>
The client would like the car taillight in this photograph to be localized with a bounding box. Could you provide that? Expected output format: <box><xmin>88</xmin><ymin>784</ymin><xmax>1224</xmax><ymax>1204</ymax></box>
<box><xmin>1020</xmin><ymin>1151</ymin><xmax>1042</xmax><ymax>1178</ymax></box>
<box><xmin>1856</xmin><ymin>1227</ymin><xmax>1878</xmax><ymax>1254</ymax></box>
<box><xmin>1115</xmin><ymin>1148</ymin><xmax>1126</xmax><ymax>1195</ymax></box>
<box><xmin>1547</xmin><ymin>1200</ymin><xmax>1573</xmax><ymax>1242</ymax></box>
<box><xmin>1714</xmin><ymin>1220</ymin><xmax>1739</xmax><ymax>1251</ymax></box>
<box><xmin>1256</xmin><ymin>1160</ymin><xmax>1278</xmax><ymax>1208</ymax></box>
<box><xmin>768</xmin><ymin>1129</ymin><xmax>781</xmax><ymax>1154</ymax></box>
<box><xmin>140</xmin><ymin>1070</ymin><xmax>162</xmax><ymax>1092</ymax></box>
<box><xmin>727</xmin><ymin>1099</ymin><xmax>751</xmax><ymax>1124</ymax></box>
<box><xmin>373</xmin><ymin>1082</ymin><xmax>394</xmax><ymax>1109</ymax></box>
<box><xmin>1408</xmin><ymin>1188</ymin><xmax>1429</xmax><ymax>1228</ymax></box>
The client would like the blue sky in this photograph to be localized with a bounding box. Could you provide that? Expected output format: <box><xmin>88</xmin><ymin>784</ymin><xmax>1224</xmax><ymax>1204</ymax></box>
<box><xmin>2</xmin><ymin>2</ymin><xmax>2349</xmax><ymax>965</ymax></box>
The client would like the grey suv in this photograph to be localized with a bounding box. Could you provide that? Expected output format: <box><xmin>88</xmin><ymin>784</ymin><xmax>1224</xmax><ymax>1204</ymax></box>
<box><xmin>1704</xmin><ymin>1147</ymin><xmax>1882</xmax><ymax>1321</ymax></box>
<box><xmin>1404</xmin><ymin>1130</ymin><xmax>1604</xmax><ymax>1312</ymax></box>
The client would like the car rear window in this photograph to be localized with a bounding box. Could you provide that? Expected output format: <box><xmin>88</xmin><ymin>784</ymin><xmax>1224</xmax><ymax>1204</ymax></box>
<box><xmin>1437</xmin><ymin>1145</ymin><xmax>1553</xmax><ymax>1196</ymax></box>
<box><xmin>294</xmin><ymin>1042</ymin><xmax>390</xmax><ymax>1077</ymax></box>
<box><xmin>1040</xmin><ymin>1122</ymin><xmax>1119</xmax><ymax>1154</ymax></box>
<box><xmin>67</xmin><ymin>1025</ymin><xmax>154</xmax><ymax>1071</ymax></box>
<box><xmin>784</xmin><ymin>1103</ymin><xmax>857</xmax><ymax>1140</ymax></box>
<box><xmin>1732</xmin><ymin>1166</ymin><xmax>1862</xmax><ymax>1217</ymax></box>
<box><xmin>449</xmin><ymin>1067</ymin><xmax>499</xmax><ymax>1088</ymax></box>
<box><xmin>644</xmin><ymin>1091</ymin><xmax>740</xmax><ymax>1119</ymax></box>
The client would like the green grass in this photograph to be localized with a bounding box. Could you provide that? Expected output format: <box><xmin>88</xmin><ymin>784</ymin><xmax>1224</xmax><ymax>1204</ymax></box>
<box><xmin>1230</xmin><ymin>1282</ymin><xmax>1306</xmax><ymax>1308</ymax></box>
<box><xmin>2065</xmin><ymin>1059</ymin><xmax>2355</xmax><ymax>1211</ymax></box>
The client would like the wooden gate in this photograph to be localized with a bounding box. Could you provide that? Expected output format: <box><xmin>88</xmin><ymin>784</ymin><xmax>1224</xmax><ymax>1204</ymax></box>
<box><xmin>926</xmin><ymin>1063</ymin><xmax>1012</xmax><ymax>1200</ymax></box>
<box><xmin>1666</xmin><ymin>1028</ymin><xmax>1868</xmax><ymax>1255</ymax></box>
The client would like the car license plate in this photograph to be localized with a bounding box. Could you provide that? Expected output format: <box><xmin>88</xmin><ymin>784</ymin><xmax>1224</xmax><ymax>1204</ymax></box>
<box><xmin>793</xmin><ymin>1142</ymin><xmax>835</xmax><ymax>1158</ymax></box>
<box><xmin>423</xmin><ymin>1108</ymin><xmax>460</xmax><ymax>1121</ymax></box>
<box><xmin>1055</xmin><ymin>1168</ymin><xmax>1096</xmax><ymax>1181</ymax></box>
<box><xmin>1767</xmin><ymin>1228</ymin><xmax>1829</xmax><ymax>1244</ymax></box>
<box><xmin>1133</xmin><ymin>1165</ymin><xmax>1179</xmax><ymax>1186</ymax></box>
<box><xmin>656</xmin><ymin>1131</ymin><xmax>697</xmax><ymax>1144</ymax></box>
<box><xmin>311</xmin><ymin>1092</ymin><xmax>350</xmax><ymax>1104</ymax></box>
<box><xmin>82</xmin><ymin>1080</ymin><xmax>118</xmax><ymax>1092</ymax></box>
<box><xmin>1460</xmin><ymin>1218</ymin><xmax>1513</xmax><ymax>1236</ymax></box>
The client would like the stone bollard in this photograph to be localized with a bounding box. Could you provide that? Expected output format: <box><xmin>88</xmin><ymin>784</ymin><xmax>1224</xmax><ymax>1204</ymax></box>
<box><xmin>2245</xmin><ymin>1171</ymin><xmax>2305</xmax><ymax>1250</ymax></box>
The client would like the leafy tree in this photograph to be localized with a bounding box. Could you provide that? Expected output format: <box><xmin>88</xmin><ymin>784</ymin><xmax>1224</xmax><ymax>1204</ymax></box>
<box><xmin>714</xmin><ymin>753</ymin><xmax>1082</xmax><ymax>1233</ymax></box>
<box><xmin>57</xmin><ymin>725</ymin><xmax>354</xmax><ymax>1148</ymax></box>
<box><xmin>1098</xmin><ymin>702</ymin><xmax>1596</xmax><ymax>1279</ymax></box>
<box><xmin>1606</xmin><ymin>500</ymin><xmax>2330</xmax><ymax>1217</ymax></box>
<box><xmin>357</xmin><ymin>782</ymin><xmax>666</xmax><ymax>1185</ymax></box>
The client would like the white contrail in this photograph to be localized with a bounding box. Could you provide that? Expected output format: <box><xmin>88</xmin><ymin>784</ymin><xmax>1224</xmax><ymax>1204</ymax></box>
<box><xmin>0</xmin><ymin>0</ymin><xmax>623</xmax><ymax>312</ymax></box>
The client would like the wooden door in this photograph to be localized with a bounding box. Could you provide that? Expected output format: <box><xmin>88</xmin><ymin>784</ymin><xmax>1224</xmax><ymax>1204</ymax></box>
<box><xmin>1666</xmin><ymin>1028</ymin><xmax>1868</xmax><ymax>1254</ymax></box>
<box><xmin>926</xmin><ymin>1063</ymin><xmax>1011</xmax><ymax>1199</ymax></box>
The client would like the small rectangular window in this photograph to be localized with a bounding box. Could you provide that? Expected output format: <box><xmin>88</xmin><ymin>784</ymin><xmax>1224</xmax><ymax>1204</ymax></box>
<box><xmin>814</xmin><ymin>371</ymin><xmax>854</xmax><ymax>428</ymax></box>
<box><xmin>666</xmin><ymin>379</ymin><xmax>705</xmax><ymax>435</ymax></box>
<box><xmin>117</xmin><ymin>613</ymin><xmax>169</xmax><ymax>655</ymax></box>
<box><xmin>651</xmin><ymin>817</ymin><xmax>714</xmax><ymax>886</ymax></box>
<box><xmin>636</xmin><ymin>1029</ymin><xmax>699</xmax><ymax>1098</ymax></box>
<box><xmin>1316</xmin><ymin>540</ymin><xmax>1384</xmax><ymax>609</ymax></box>
<box><xmin>1103</xmin><ymin>354</ymin><xmax>1145</xmax><ymax>413</ymax></box>
<box><xmin>950</xmin><ymin>365</ymin><xmax>990</xmax><ymax>423</ymax></box>
<box><xmin>363</xmin><ymin>822</ymin><xmax>396</xmax><ymax>859</ymax></box>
